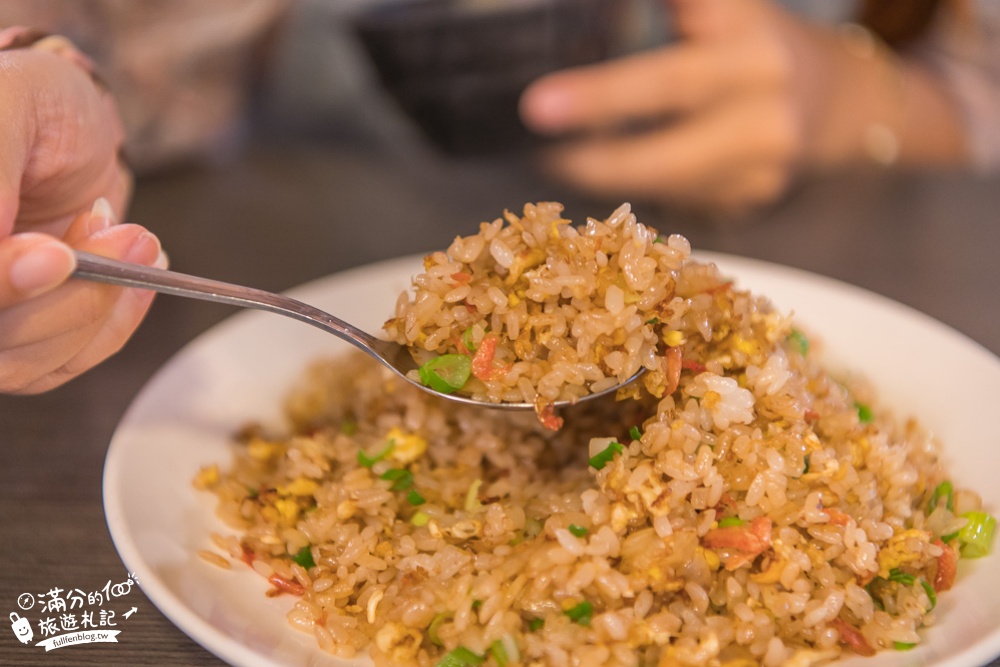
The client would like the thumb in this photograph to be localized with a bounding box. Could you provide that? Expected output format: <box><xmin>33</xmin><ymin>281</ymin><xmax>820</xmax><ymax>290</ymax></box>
<box><xmin>0</xmin><ymin>233</ymin><xmax>77</xmax><ymax>308</ymax></box>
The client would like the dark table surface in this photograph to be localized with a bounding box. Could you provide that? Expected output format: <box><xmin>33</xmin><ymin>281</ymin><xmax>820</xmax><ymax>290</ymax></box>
<box><xmin>2</xmin><ymin>131</ymin><xmax>999</xmax><ymax>666</ymax></box>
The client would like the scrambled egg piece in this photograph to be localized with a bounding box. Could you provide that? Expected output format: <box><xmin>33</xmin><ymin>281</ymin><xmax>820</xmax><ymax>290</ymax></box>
<box><xmin>247</xmin><ymin>437</ymin><xmax>283</xmax><ymax>461</ymax></box>
<box><xmin>277</xmin><ymin>477</ymin><xmax>318</xmax><ymax>496</ymax></box>
<box><xmin>750</xmin><ymin>558</ymin><xmax>785</xmax><ymax>584</ymax></box>
<box><xmin>385</xmin><ymin>427</ymin><xmax>427</xmax><ymax>465</ymax></box>
<box><xmin>374</xmin><ymin>622</ymin><xmax>423</xmax><ymax>662</ymax></box>
<box><xmin>877</xmin><ymin>529</ymin><xmax>931</xmax><ymax>577</ymax></box>
<box><xmin>662</xmin><ymin>330</ymin><xmax>685</xmax><ymax>347</ymax></box>
<box><xmin>192</xmin><ymin>464</ymin><xmax>219</xmax><ymax>490</ymax></box>
<box><xmin>731</xmin><ymin>334</ymin><xmax>759</xmax><ymax>356</ymax></box>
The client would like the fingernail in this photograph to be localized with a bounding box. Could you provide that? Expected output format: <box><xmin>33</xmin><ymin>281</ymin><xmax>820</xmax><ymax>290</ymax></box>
<box><xmin>521</xmin><ymin>84</ymin><xmax>572</xmax><ymax>131</ymax></box>
<box><xmin>83</xmin><ymin>212</ymin><xmax>114</xmax><ymax>237</ymax></box>
<box><xmin>153</xmin><ymin>249</ymin><xmax>169</xmax><ymax>270</ymax></box>
<box><xmin>10</xmin><ymin>240</ymin><xmax>76</xmax><ymax>296</ymax></box>
<box><xmin>91</xmin><ymin>197</ymin><xmax>117</xmax><ymax>223</ymax></box>
<box><xmin>124</xmin><ymin>231</ymin><xmax>162</xmax><ymax>266</ymax></box>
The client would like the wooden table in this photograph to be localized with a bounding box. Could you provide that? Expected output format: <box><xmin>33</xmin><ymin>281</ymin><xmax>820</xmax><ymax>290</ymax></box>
<box><xmin>2</xmin><ymin>134</ymin><xmax>999</xmax><ymax>665</ymax></box>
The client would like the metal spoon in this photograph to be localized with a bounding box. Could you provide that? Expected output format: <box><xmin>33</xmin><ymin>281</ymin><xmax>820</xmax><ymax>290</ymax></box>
<box><xmin>71</xmin><ymin>251</ymin><xmax>641</xmax><ymax>410</ymax></box>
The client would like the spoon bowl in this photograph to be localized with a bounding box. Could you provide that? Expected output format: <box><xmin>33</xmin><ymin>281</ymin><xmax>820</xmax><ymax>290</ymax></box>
<box><xmin>71</xmin><ymin>251</ymin><xmax>642</xmax><ymax>411</ymax></box>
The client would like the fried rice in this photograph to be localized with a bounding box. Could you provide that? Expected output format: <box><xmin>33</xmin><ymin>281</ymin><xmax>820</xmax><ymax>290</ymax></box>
<box><xmin>196</xmin><ymin>203</ymin><xmax>991</xmax><ymax>667</ymax></box>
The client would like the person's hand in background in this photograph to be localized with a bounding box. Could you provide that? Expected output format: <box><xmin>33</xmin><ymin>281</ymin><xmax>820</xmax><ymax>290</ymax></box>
<box><xmin>520</xmin><ymin>0</ymin><xmax>967</xmax><ymax>215</ymax></box>
<box><xmin>0</xmin><ymin>39</ymin><xmax>165</xmax><ymax>394</ymax></box>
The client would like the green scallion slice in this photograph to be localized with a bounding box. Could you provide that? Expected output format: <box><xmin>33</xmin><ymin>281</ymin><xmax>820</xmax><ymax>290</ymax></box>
<box><xmin>866</xmin><ymin>577</ymin><xmax>887</xmax><ymax>611</ymax></box>
<box><xmin>788</xmin><ymin>329</ymin><xmax>809</xmax><ymax>356</ymax></box>
<box><xmin>528</xmin><ymin>617</ymin><xmax>544</xmax><ymax>632</ymax></box>
<box><xmin>290</xmin><ymin>545</ymin><xmax>315</xmax><ymax>569</ymax></box>
<box><xmin>380</xmin><ymin>468</ymin><xmax>414</xmax><ymax>491</ymax></box>
<box><xmin>628</xmin><ymin>426</ymin><xmax>642</xmax><ymax>441</ymax></box>
<box><xmin>564</xmin><ymin>601</ymin><xmax>593</xmax><ymax>626</ymax></box>
<box><xmin>894</xmin><ymin>642</ymin><xmax>917</xmax><ymax>651</ymax></box>
<box><xmin>718</xmin><ymin>516</ymin><xmax>745</xmax><ymax>528</ymax></box>
<box><xmin>418</xmin><ymin>354</ymin><xmax>472</xmax><ymax>394</ymax></box>
<box><xmin>489</xmin><ymin>640</ymin><xmax>510</xmax><ymax>667</ymax></box>
<box><xmin>410</xmin><ymin>511</ymin><xmax>430</xmax><ymax>526</ymax></box>
<box><xmin>407</xmin><ymin>489</ymin><xmax>426</xmax><ymax>506</ymax></box>
<box><xmin>357</xmin><ymin>439</ymin><xmax>395</xmax><ymax>468</ymax></box>
<box><xmin>568</xmin><ymin>524</ymin><xmax>589</xmax><ymax>538</ymax></box>
<box><xmin>927</xmin><ymin>480</ymin><xmax>954</xmax><ymax>513</ymax></box>
<box><xmin>919</xmin><ymin>579</ymin><xmax>937</xmax><ymax>610</ymax></box>
<box><xmin>427</xmin><ymin>612</ymin><xmax>450</xmax><ymax>647</ymax></box>
<box><xmin>888</xmin><ymin>568</ymin><xmax>915</xmax><ymax>586</ymax></box>
<box><xmin>956</xmin><ymin>511</ymin><xmax>996</xmax><ymax>558</ymax></box>
<box><xmin>461</xmin><ymin>327</ymin><xmax>477</xmax><ymax>353</ymax></box>
<box><xmin>435</xmin><ymin>646</ymin><xmax>484</xmax><ymax>667</ymax></box>
<box><xmin>589</xmin><ymin>441</ymin><xmax>624</xmax><ymax>470</ymax></box>
<box><xmin>855</xmin><ymin>401</ymin><xmax>873</xmax><ymax>423</ymax></box>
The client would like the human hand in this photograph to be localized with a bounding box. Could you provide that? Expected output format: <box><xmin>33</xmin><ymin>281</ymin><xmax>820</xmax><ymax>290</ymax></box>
<box><xmin>0</xmin><ymin>45</ymin><xmax>165</xmax><ymax>394</ymax></box>
<box><xmin>519</xmin><ymin>0</ymin><xmax>964</xmax><ymax>214</ymax></box>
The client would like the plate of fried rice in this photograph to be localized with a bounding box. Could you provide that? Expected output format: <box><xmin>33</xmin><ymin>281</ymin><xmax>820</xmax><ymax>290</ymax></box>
<box><xmin>104</xmin><ymin>203</ymin><xmax>1000</xmax><ymax>667</ymax></box>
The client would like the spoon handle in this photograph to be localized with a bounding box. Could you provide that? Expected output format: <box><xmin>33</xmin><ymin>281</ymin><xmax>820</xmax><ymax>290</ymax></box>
<box><xmin>71</xmin><ymin>250</ymin><xmax>386</xmax><ymax>355</ymax></box>
<box><xmin>71</xmin><ymin>251</ymin><xmax>637</xmax><ymax>411</ymax></box>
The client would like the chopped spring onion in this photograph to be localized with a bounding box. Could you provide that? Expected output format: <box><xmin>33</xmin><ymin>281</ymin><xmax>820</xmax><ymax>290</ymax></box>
<box><xmin>357</xmin><ymin>440</ymin><xmax>395</xmax><ymax>468</ymax></box>
<box><xmin>564</xmin><ymin>601</ymin><xmax>593</xmax><ymax>626</ymax></box>
<box><xmin>568</xmin><ymin>524</ymin><xmax>589</xmax><ymax>538</ymax></box>
<box><xmin>894</xmin><ymin>642</ymin><xmax>917</xmax><ymax>651</ymax></box>
<box><xmin>528</xmin><ymin>617</ymin><xmax>544</xmax><ymax>632</ymax></box>
<box><xmin>654</xmin><ymin>235</ymin><xmax>666</xmax><ymax>244</ymax></box>
<box><xmin>461</xmin><ymin>326</ymin><xmax>477</xmax><ymax>353</ymax></box>
<box><xmin>427</xmin><ymin>612</ymin><xmax>450</xmax><ymax>646</ymax></box>
<box><xmin>941</xmin><ymin>529</ymin><xmax>960</xmax><ymax>543</ymax></box>
<box><xmin>380</xmin><ymin>468</ymin><xmax>414</xmax><ymax>491</ymax></box>
<box><xmin>866</xmin><ymin>578</ymin><xmax>887</xmax><ymax>611</ymax></box>
<box><xmin>883</xmin><ymin>571</ymin><xmax>937</xmax><ymax>610</ymax></box>
<box><xmin>855</xmin><ymin>402</ymin><xmax>874</xmax><ymax>423</ymax></box>
<box><xmin>888</xmin><ymin>568</ymin><xmax>916</xmax><ymax>586</ymax></box>
<box><xmin>410</xmin><ymin>511</ymin><xmax>430</xmax><ymax>526</ymax></box>
<box><xmin>589</xmin><ymin>441</ymin><xmax>624</xmax><ymax>470</ymax></box>
<box><xmin>956</xmin><ymin>510</ymin><xmax>996</xmax><ymax>558</ymax></box>
<box><xmin>471</xmin><ymin>599</ymin><xmax>483</xmax><ymax>612</ymax></box>
<box><xmin>435</xmin><ymin>646</ymin><xmax>484</xmax><ymax>667</ymax></box>
<box><xmin>645</xmin><ymin>317</ymin><xmax>659</xmax><ymax>325</ymax></box>
<box><xmin>788</xmin><ymin>329</ymin><xmax>810</xmax><ymax>356</ymax></box>
<box><xmin>419</xmin><ymin>354</ymin><xmax>472</xmax><ymax>394</ymax></box>
<box><xmin>290</xmin><ymin>545</ymin><xmax>315</xmax><ymax>569</ymax></box>
<box><xmin>628</xmin><ymin>426</ymin><xmax>642</xmax><ymax>441</ymax></box>
<box><xmin>718</xmin><ymin>516</ymin><xmax>746</xmax><ymax>528</ymax></box>
<box><xmin>407</xmin><ymin>489</ymin><xmax>426</xmax><ymax>506</ymax></box>
<box><xmin>928</xmin><ymin>480</ymin><xmax>955</xmax><ymax>513</ymax></box>
<box><xmin>802</xmin><ymin>454</ymin><xmax>811</xmax><ymax>475</ymax></box>
<box><xmin>489</xmin><ymin>640</ymin><xmax>510</xmax><ymax>667</ymax></box>
<box><xmin>920</xmin><ymin>579</ymin><xmax>937</xmax><ymax>610</ymax></box>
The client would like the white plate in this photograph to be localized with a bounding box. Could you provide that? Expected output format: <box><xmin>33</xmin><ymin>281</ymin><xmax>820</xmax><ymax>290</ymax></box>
<box><xmin>104</xmin><ymin>252</ymin><xmax>1000</xmax><ymax>667</ymax></box>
